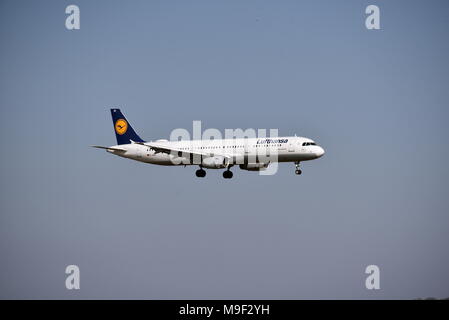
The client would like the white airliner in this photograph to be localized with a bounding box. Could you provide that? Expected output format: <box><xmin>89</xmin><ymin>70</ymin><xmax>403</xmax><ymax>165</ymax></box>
<box><xmin>92</xmin><ymin>109</ymin><xmax>325</xmax><ymax>178</ymax></box>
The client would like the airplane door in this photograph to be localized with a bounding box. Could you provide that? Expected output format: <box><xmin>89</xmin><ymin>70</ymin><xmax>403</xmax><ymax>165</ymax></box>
<box><xmin>135</xmin><ymin>144</ymin><xmax>144</xmax><ymax>159</ymax></box>
<box><xmin>242</xmin><ymin>139</ymin><xmax>250</xmax><ymax>164</ymax></box>
<box><xmin>244</xmin><ymin>139</ymin><xmax>249</xmax><ymax>154</ymax></box>
<box><xmin>288</xmin><ymin>140</ymin><xmax>295</xmax><ymax>152</ymax></box>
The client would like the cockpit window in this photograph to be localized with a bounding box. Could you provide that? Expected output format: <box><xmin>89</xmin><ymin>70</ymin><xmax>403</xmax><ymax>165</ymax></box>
<box><xmin>302</xmin><ymin>142</ymin><xmax>317</xmax><ymax>146</ymax></box>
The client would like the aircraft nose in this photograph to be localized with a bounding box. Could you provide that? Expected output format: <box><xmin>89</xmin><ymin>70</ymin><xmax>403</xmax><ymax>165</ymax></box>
<box><xmin>316</xmin><ymin>146</ymin><xmax>325</xmax><ymax>158</ymax></box>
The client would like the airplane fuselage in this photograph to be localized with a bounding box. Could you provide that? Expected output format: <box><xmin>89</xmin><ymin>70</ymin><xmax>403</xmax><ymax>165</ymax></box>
<box><xmin>106</xmin><ymin>136</ymin><xmax>325</xmax><ymax>166</ymax></box>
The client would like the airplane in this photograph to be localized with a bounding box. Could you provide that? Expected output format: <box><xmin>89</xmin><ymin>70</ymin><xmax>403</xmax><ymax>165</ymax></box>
<box><xmin>92</xmin><ymin>109</ymin><xmax>325</xmax><ymax>178</ymax></box>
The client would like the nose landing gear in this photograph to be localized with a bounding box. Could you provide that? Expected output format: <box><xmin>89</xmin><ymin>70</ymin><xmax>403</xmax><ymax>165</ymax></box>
<box><xmin>294</xmin><ymin>161</ymin><xmax>302</xmax><ymax>175</ymax></box>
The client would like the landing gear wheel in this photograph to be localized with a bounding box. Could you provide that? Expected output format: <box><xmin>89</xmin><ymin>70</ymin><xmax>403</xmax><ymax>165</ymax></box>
<box><xmin>196</xmin><ymin>169</ymin><xmax>206</xmax><ymax>177</ymax></box>
<box><xmin>294</xmin><ymin>161</ymin><xmax>302</xmax><ymax>175</ymax></box>
<box><xmin>223</xmin><ymin>170</ymin><xmax>233</xmax><ymax>179</ymax></box>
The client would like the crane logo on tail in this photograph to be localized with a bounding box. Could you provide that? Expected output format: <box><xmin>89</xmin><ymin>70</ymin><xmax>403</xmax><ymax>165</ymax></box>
<box><xmin>115</xmin><ymin>119</ymin><xmax>128</xmax><ymax>135</ymax></box>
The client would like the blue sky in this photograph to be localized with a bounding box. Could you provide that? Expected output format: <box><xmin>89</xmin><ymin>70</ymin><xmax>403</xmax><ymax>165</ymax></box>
<box><xmin>0</xmin><ymin>0</ymin><xmax>448</xmax><ymax>299</ymax></box>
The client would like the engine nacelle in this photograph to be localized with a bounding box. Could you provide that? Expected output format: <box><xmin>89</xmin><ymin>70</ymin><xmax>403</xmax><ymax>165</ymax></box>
<box><xmin>239</xmin><ymin>163</ymin><xmax>270</xmax><ymax>171</ymax></box>
<box><xmin>202</xmin><ymin>156</ymin><xmax>228</xmax><ymax>169</ymax></box>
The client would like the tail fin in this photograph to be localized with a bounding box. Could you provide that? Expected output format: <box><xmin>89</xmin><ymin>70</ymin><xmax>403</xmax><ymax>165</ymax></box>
<box><xmin>110</xmin><ymin>108</ymin><xmax>145</xmax><ymax>145</ymax></box>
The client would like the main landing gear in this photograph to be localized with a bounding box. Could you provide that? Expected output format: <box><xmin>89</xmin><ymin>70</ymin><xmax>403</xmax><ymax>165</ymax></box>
<box><xmin>294</xmin><ymin>161</ymin><xmax>302</xmax><ymax>175</ymax></box>
<box><xmin>223</xmin><ymin>169</ymin><xmax>233</xmax><ymax>179</ymax></box>
<box><xmin>195</xmin><ymin>168</ymin><xmax>206</xmax><ymax>177</ymax></box>
<box><xmin>195</xmin><ymin>167</ymin><xmax>233</xmax><ymax>179</ymax></box>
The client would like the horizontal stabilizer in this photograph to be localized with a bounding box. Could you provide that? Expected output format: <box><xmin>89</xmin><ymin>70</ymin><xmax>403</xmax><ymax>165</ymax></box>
<box><xmin>91</xmin><ymin>145</ymin><xmax>126</xmax><ymax>152</ymax></box>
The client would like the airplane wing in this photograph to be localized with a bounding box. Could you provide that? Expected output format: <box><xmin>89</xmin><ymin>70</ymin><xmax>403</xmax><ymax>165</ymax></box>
<box><xmin>133</xmin><ymin>141</ymin><xmax>228</xmax><ymax>160</ymax></box>
<box><xmin>91</xmin><ymin>145</ymin><xmax>127</xmax><ymax>152</ymax></box>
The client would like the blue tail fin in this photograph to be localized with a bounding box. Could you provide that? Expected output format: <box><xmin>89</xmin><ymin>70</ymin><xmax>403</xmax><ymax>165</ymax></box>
<box><xmin>110</xmin><ymin>109</ymin><xmax>145</xmax><ymax>145</ymax></box>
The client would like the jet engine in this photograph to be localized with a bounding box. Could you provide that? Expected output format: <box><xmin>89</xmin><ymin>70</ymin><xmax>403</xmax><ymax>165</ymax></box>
<box><xmin>239</xmin><ymin>163</ymin><xmax>270</xmax><ymax>171</ymax></box>
<box><xmin>201</xmin><ymin>156</ymin><xmax>228</xmax><ymax>169</ymax></box>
